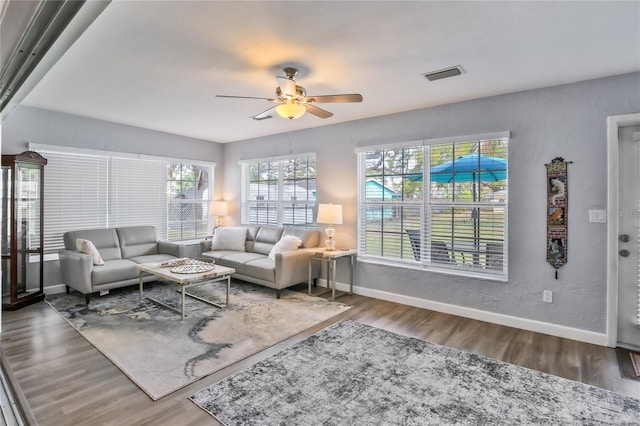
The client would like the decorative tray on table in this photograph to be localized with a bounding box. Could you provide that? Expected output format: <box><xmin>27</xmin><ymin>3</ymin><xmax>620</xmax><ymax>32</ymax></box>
<box><xmin>161</xmin><ymin>258</ymin><xmax>216</xmax><ymax>274</ymax></box>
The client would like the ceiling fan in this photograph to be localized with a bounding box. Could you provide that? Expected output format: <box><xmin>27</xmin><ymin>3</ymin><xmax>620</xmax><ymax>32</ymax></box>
<box><xmin>216</xmin><ymin>67</ymin><xmax>363</xmax><ymax>120</ymax></box>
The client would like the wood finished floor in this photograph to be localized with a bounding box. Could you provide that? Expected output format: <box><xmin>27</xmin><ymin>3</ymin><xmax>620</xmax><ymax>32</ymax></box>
<box><xmin>2</xmin><ymin>284</ymin><xmax>640</xmax><ymax>426</ymax></box>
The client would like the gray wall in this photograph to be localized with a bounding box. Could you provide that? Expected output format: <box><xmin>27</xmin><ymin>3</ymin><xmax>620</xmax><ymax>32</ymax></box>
<box><xmin>222</xmin><ymin>72</ymin><xmax>640</xmax><ymax>333</ymax></box>
<box><xmin>2</xmin><ymin>106</ymin><xmax>223</xmax><ymax>287</ymax></box>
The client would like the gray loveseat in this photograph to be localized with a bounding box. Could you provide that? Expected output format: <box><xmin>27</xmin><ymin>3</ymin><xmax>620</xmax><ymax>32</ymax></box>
<box><xmin>201</xmin><ymin>225</ymin><xmax>322</xmax><ymax>298</ymax></box>
<box><xmin>59</xmin><ymin>226</ymin><xmax>186</xmax><ymax>304</ymax></box>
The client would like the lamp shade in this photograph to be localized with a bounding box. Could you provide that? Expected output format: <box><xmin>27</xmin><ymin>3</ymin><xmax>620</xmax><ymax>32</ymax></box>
<box><xmin>210</xmin><ymin>201</ymin><xmax>228</xmax><ymax>216</ymax></box>
<box><xmin>317</xmin><ymin>203</ymin><xmax>343</xmax><ymax>225</ymax></box>
<box><xmin>276</xmin><ymin>101</ymin><xmax>306</xmax><ymax>119</ymax></box>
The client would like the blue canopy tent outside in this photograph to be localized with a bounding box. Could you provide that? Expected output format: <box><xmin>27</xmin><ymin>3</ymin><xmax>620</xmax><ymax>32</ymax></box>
<box><xmin>407</xmin><ymin>154</ymin><xmax>507</xmax><ymax>265</ymax></box>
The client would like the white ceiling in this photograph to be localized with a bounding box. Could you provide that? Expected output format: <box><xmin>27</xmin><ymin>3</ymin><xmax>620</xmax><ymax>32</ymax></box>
<box><xmin>19</xmin><ymin>1</ymin><xmax>640</xmax><ymax>143</ymax></box>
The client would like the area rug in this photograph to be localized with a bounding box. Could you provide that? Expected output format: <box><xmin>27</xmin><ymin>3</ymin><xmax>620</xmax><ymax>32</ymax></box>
<box><xmin>190</xmin><ymin>320</ymin><xmax>640</xmax><ymax>425</ymax></box>
<box><xmin>45</xmin><ymin>281</ymin><xmax>350</xmax><ymax>400</ymax></box>
<box><xmin>616</xmin><ymin>347</ymin><xmax>640</xmax><ymax>381</ymax></box>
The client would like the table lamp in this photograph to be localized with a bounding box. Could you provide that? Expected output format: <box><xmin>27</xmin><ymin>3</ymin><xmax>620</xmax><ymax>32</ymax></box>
<box><xmin>317</xmin><ymin>203</ymin><xmax>343</xmax><ymax>251</ymax></box>
<box><xmin>210</xmin><ymin>201</ymin><xmax>228</xmax><ymax>229</ymax></box>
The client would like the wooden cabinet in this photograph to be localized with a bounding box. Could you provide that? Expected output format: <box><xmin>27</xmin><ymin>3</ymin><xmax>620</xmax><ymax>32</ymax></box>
<box><xmin>2</xmin><ymin>151</ymin><xmax>47</xmax><ymax>310</ymax></box>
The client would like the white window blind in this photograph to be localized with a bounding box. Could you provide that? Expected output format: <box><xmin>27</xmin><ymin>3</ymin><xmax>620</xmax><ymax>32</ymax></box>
<box><xmin>241</xmin><ymin>154</ymin><xmax>317</xmax><ymax>228</ymax></box>
<box><xmin>32</xmin><ymin>144</ymin><xmax>215</xmax><ymax>254</ymax></box>
<box><xmin>356</xmin><ymin>133</ymin><xmax>509</xmax><ymax>280</ymax></box>
<box><xmin>110</xmin><ymin>157</ymin><xmax>168</xmax><ymax>240</ymax></box>
<box><xmin>39</xmin><ymin>149</ymin><xmax>109</xmax><ymax>254</ymax></box>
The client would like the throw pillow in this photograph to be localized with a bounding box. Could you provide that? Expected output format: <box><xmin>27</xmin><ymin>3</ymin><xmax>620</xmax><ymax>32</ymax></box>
<box><xmin>76</xmin><ymin>238</ymin><xmax>105</xmax><ymax>266</ymax></box>
<box><xmin>268</xmin><ymin>235</ymin><xmax>302</xmax><ymax>260</ymax></box>
<box><xmin>211</xmin><ymin>227</ymin><xmax>247</xmax><ymax>252</ymax></box>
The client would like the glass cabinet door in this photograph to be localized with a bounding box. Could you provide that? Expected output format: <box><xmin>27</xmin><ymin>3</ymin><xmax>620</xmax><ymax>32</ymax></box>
<box><xmin>1</xmin><ymin>166</ymin><xmax>12</xmax><ymax>298</ymax></box>
<box><xmin>16</xmin><ymin>164</ymin><xmax>43</xmax><ymax>297</ymax></box>
<box><xmin>2</xmin><ymin>151</ymin><xmax>47</xmax><ymax>309</ymax></box>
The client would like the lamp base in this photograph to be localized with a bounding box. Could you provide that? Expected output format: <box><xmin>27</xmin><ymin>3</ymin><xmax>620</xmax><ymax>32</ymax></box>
<box><xmin>215</xmin><ymin>216</ymin><xmax>223</xmax><ymax>228</ymax></box>
<box><xmin>324</xmin><ymin>224</ymin><xmax>336</xmax><ymax>251</ymax></box>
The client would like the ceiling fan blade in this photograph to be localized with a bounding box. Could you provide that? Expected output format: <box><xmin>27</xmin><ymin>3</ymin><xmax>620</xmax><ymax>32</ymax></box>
<box><xmin>304</xmin><ymin>94</ymin><xmax>363</xmax><ymax>103</ymax></box>
<box><xmin>216</xmin><ymin>95</ymin><xmax>278</xmax><ymax>102</ymax></box>
<box><xmin>305</xmin><ymin>104</ymin><xmax>333</xmax><ymax>119</ymax></box>
<box><xmin>252</xmin><ymin>106</ymin><xmax>277</xmax><ymax>121</ymax></box>
<box><xmin>276</xmin><ymin>76</ymin><xmax>296</xmax><ymax>98</ymax></box>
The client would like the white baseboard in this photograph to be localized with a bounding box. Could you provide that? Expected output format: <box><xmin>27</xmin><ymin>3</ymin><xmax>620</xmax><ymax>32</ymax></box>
<box><xmin>44</xmin><ymin>284</ymin><xmax>67</xmax><ymax>295</ymax></box>
<box><xmin>321</xmin><ymin>279</ymin><xmax>610</xmax><ymax>347</ymax></box>
<box><xmin>49</xmin><ymin>279</ymin><xmax>609</xmax><ymax>347</ymax></box>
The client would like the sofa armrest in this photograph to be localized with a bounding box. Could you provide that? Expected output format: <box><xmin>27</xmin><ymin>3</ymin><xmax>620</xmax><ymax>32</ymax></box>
<box><xmin>201</xmin><ymin>239</ymin><xmax>212</xmax><ymax>252</ymax></box>
<box><xmin>159</xmin><ymin>240</ymin><xmax>203</xmax><ymax>258</ymax></box>
<box><xmin>158</xmin><ymin>240</ymin><xmax>183</xmax><ymax>257</ymax></box>
<box><xmin>58</xmin><ymin>249</ymin><xmax>94</xmax><ymax>294</ymax></box>
<box><xmin>275</xmin><ymin>249</ymin><xmax>320</xmax><ymax>288</ymax></box>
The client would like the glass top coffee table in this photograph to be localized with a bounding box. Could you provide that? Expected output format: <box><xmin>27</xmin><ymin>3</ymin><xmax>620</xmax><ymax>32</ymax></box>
<box><xmin>138</xmin><ymin>259</ymin><xmax>235</xmax><ymax>320</ymax></box>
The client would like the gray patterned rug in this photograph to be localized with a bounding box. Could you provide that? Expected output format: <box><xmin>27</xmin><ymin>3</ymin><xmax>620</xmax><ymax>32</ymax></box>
<box><xmin>45</xmin><ymin>281</ymin><xmax>350</xmax><ymax>400</ymax></box>
<box><xmin>190</xmin><ymin>320</ymin><xmax>640</xmax><ymax>425</ymax></box>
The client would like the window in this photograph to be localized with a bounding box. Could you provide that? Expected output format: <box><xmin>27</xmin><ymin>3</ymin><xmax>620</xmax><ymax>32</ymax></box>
<box><xmin>32</xmin><ymin>144</ymin><xmax>214</xmax><ymax>255</ymax></box>
<box><xmin>241</xmin><ymin>154</ymin><xmax>316</xmax><ymax>228</ymax></box>
<box><xmin>356</xmin><ymin>133</ymin><xmax>509</xmax><ymax>279</ymax></box>
<box><xmin>167</xmin><ymin>163</ymin><xmax>211</xmax><ymax>240</ymax></box>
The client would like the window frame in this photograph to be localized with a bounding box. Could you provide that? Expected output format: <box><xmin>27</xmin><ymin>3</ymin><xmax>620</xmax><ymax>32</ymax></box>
<box><xmin>356</xmin><ymin>132</ymin><xmax>509</xmax><ymax>281</ymax></box>
<box><xmin>240</xmin><ymin>153</ymin><xmax>317</xmax><ymax>228</ymax></box>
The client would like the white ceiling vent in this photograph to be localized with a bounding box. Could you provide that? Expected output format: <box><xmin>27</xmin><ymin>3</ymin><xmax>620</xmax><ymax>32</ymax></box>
<box><xmin>422</xmin><ymin>66</ymin><xmax>464</xmax><ymax>82</ymax></box>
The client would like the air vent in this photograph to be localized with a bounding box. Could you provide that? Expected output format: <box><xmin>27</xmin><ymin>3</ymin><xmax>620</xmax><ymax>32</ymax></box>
<box><xmin>422</xmin><ymin>66</ymin><xmax>464</xmax><ymax>82</ymax></box>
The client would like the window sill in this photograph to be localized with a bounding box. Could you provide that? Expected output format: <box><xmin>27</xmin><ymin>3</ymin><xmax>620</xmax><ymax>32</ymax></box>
<box><xmin>358</xmin><ymin>256</ymin><xmax>508</xmax><ymax>283</ymax></box>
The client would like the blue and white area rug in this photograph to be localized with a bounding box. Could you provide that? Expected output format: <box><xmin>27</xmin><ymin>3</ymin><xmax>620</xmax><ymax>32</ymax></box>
<box><xmin>190</xmin><ymin>320</ymin><xmax>640</xmax><ymax>425</ymax></box>
<box><xmin>45</xmin><ymin>281</ymin><xmax>350</xmax><ymax>400</ymax></box>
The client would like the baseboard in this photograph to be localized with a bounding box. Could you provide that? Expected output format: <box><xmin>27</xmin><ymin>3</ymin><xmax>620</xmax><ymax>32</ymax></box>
<box><xmin>322</xmin><ymin>279</ymin><xmax>610</xmax><ymax>347</ymax></box>
<box><xmin>49</xmin><ymin>279</ymin><xmax>610</xmax><ymax>347</ymax></box>
<box><xmin>44</xmin><ymin>284</ymin><xmax>67</xmax><ymax>295</ymax></box>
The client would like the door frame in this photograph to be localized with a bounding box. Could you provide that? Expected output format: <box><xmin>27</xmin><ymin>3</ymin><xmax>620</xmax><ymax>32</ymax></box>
<box><xmin>606</xmin><ymin>112</ymin><xmax>640</xmax><ymax>347</ymax></box>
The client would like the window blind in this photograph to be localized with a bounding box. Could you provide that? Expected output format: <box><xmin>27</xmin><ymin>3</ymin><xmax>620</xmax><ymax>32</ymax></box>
<box><xmin>33</xmin><ymin>144</ymin><xmax>215</xmax><ymax>254</ymax></box>
<box><xmin>356</xmin><ymin>135</ymin><xmax>509</xmax><ymax>280</ymax></box>
<box><xmin>110</xmin><ymin>157</ymin><xmax>168</xmax><ymax>240</ymax></box>
<box><xmin>241</xmin><ymin>154</ymin><xmax>317</xmax><ymax>228</ymax></box>
<box><xmin>39</xmin><ymin>149</ymin><xmax>109</xmax><ymax>254</ymax></box>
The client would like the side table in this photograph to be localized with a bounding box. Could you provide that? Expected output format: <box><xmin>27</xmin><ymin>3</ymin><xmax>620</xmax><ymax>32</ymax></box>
<box><xmin>306</xmin><ymin>248</ymin><xmax>357</xmax><ymax>300</ymax></box>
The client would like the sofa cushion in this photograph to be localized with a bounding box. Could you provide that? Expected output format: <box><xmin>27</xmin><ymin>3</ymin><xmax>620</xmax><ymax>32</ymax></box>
<box><xmin>211</xmin><ymin>227</ymin><xmax>247</xmax><ymax>251</ymax></box>
<box><xmin>211</xmin><ymin>252</ymin><xmax>265</xmax><ymax>276</ymax></box>
<box><xmin>64</xmin><ymin>228</ymin><xmax>122</xmax><ymax>261</ymax></box>
<box><xmin>252</xmin><ymin>226</ymin><xmax>284</xmax><ymax>255</ymax></box>
<box><xmin>91</xmin><ymin>259</ymin><xmax>140</xmax><ymax>286</ymax></box>
<box><xmin>268</xmin><ymin>235</ymin><xmax>302</xmax><ymax>260</ymax></box>
<box><xmin>243</xmin><ymin>258</ymin><xmax>276</xmax><ymax>282</ymax></box>
<box><xmin>282</xmin><ymin>228</ymin><xmax>321</xmax><ymax>248</ymax></box>
<box><xmin>244</xmin><ymin>225</ymin><xmax>262</xmax><ymax>252</ymax></box>
<box><xmin>117</xmin><ymin>226</ymin><xmax>159</xmax><ymax>259</ymax></box>
<box><xmin>201</xmin><ymin>250</ymin><xmax>238</xmax><ymax>262</ymax></box>
<box><xmin>129</xmin><ymin>253</ymin><xmax>177</xmax><ymax>265</ymax></box>
<box><xmin>76</xmin><ymin>239</ymin><xmax>105</xmax><ymax>265</ymax></box>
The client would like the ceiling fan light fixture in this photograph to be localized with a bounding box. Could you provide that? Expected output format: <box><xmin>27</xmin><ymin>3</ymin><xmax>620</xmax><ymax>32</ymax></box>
<box><xmin>276</xmin><ymin>101</ymin><xmax>306</xmax><ymax>119</ymax></box>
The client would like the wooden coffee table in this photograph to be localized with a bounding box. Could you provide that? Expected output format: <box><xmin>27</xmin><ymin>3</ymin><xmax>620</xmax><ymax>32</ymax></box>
<box><xmin>138</xmin><ymin>261</ymin><xmax>235</xmax><ymax>320</ymax></box>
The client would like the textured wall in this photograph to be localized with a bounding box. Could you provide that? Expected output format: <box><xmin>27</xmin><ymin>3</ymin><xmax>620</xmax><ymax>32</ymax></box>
<box><xmin>222</xmin><ymin>72</ymin><xmax>640</xmax><ymax>333</ymax></box>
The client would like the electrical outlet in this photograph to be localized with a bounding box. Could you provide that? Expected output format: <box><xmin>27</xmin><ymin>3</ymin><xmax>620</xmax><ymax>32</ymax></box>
<box><xmin>543</xmin><ymin>290</ymin><xmax>553</xmax><ymax>303</ymax></box>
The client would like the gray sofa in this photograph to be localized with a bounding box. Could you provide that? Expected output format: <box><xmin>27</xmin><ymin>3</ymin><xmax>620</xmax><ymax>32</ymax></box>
<box><xmin>201</xmin><ymin>225</ymin><xmax>321</xmax><ymax>298</ymax></box>
<box><xmin>58</xmin><ymin>226</ymin><xmax>186</xmax><ymax>304</ymax></box>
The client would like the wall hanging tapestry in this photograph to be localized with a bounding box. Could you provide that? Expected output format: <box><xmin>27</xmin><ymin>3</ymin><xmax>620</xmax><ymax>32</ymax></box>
<box><xmin>546</xmin><ymin>157</ymin><xmax>572</xmax><ymax>278</ymax></box>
